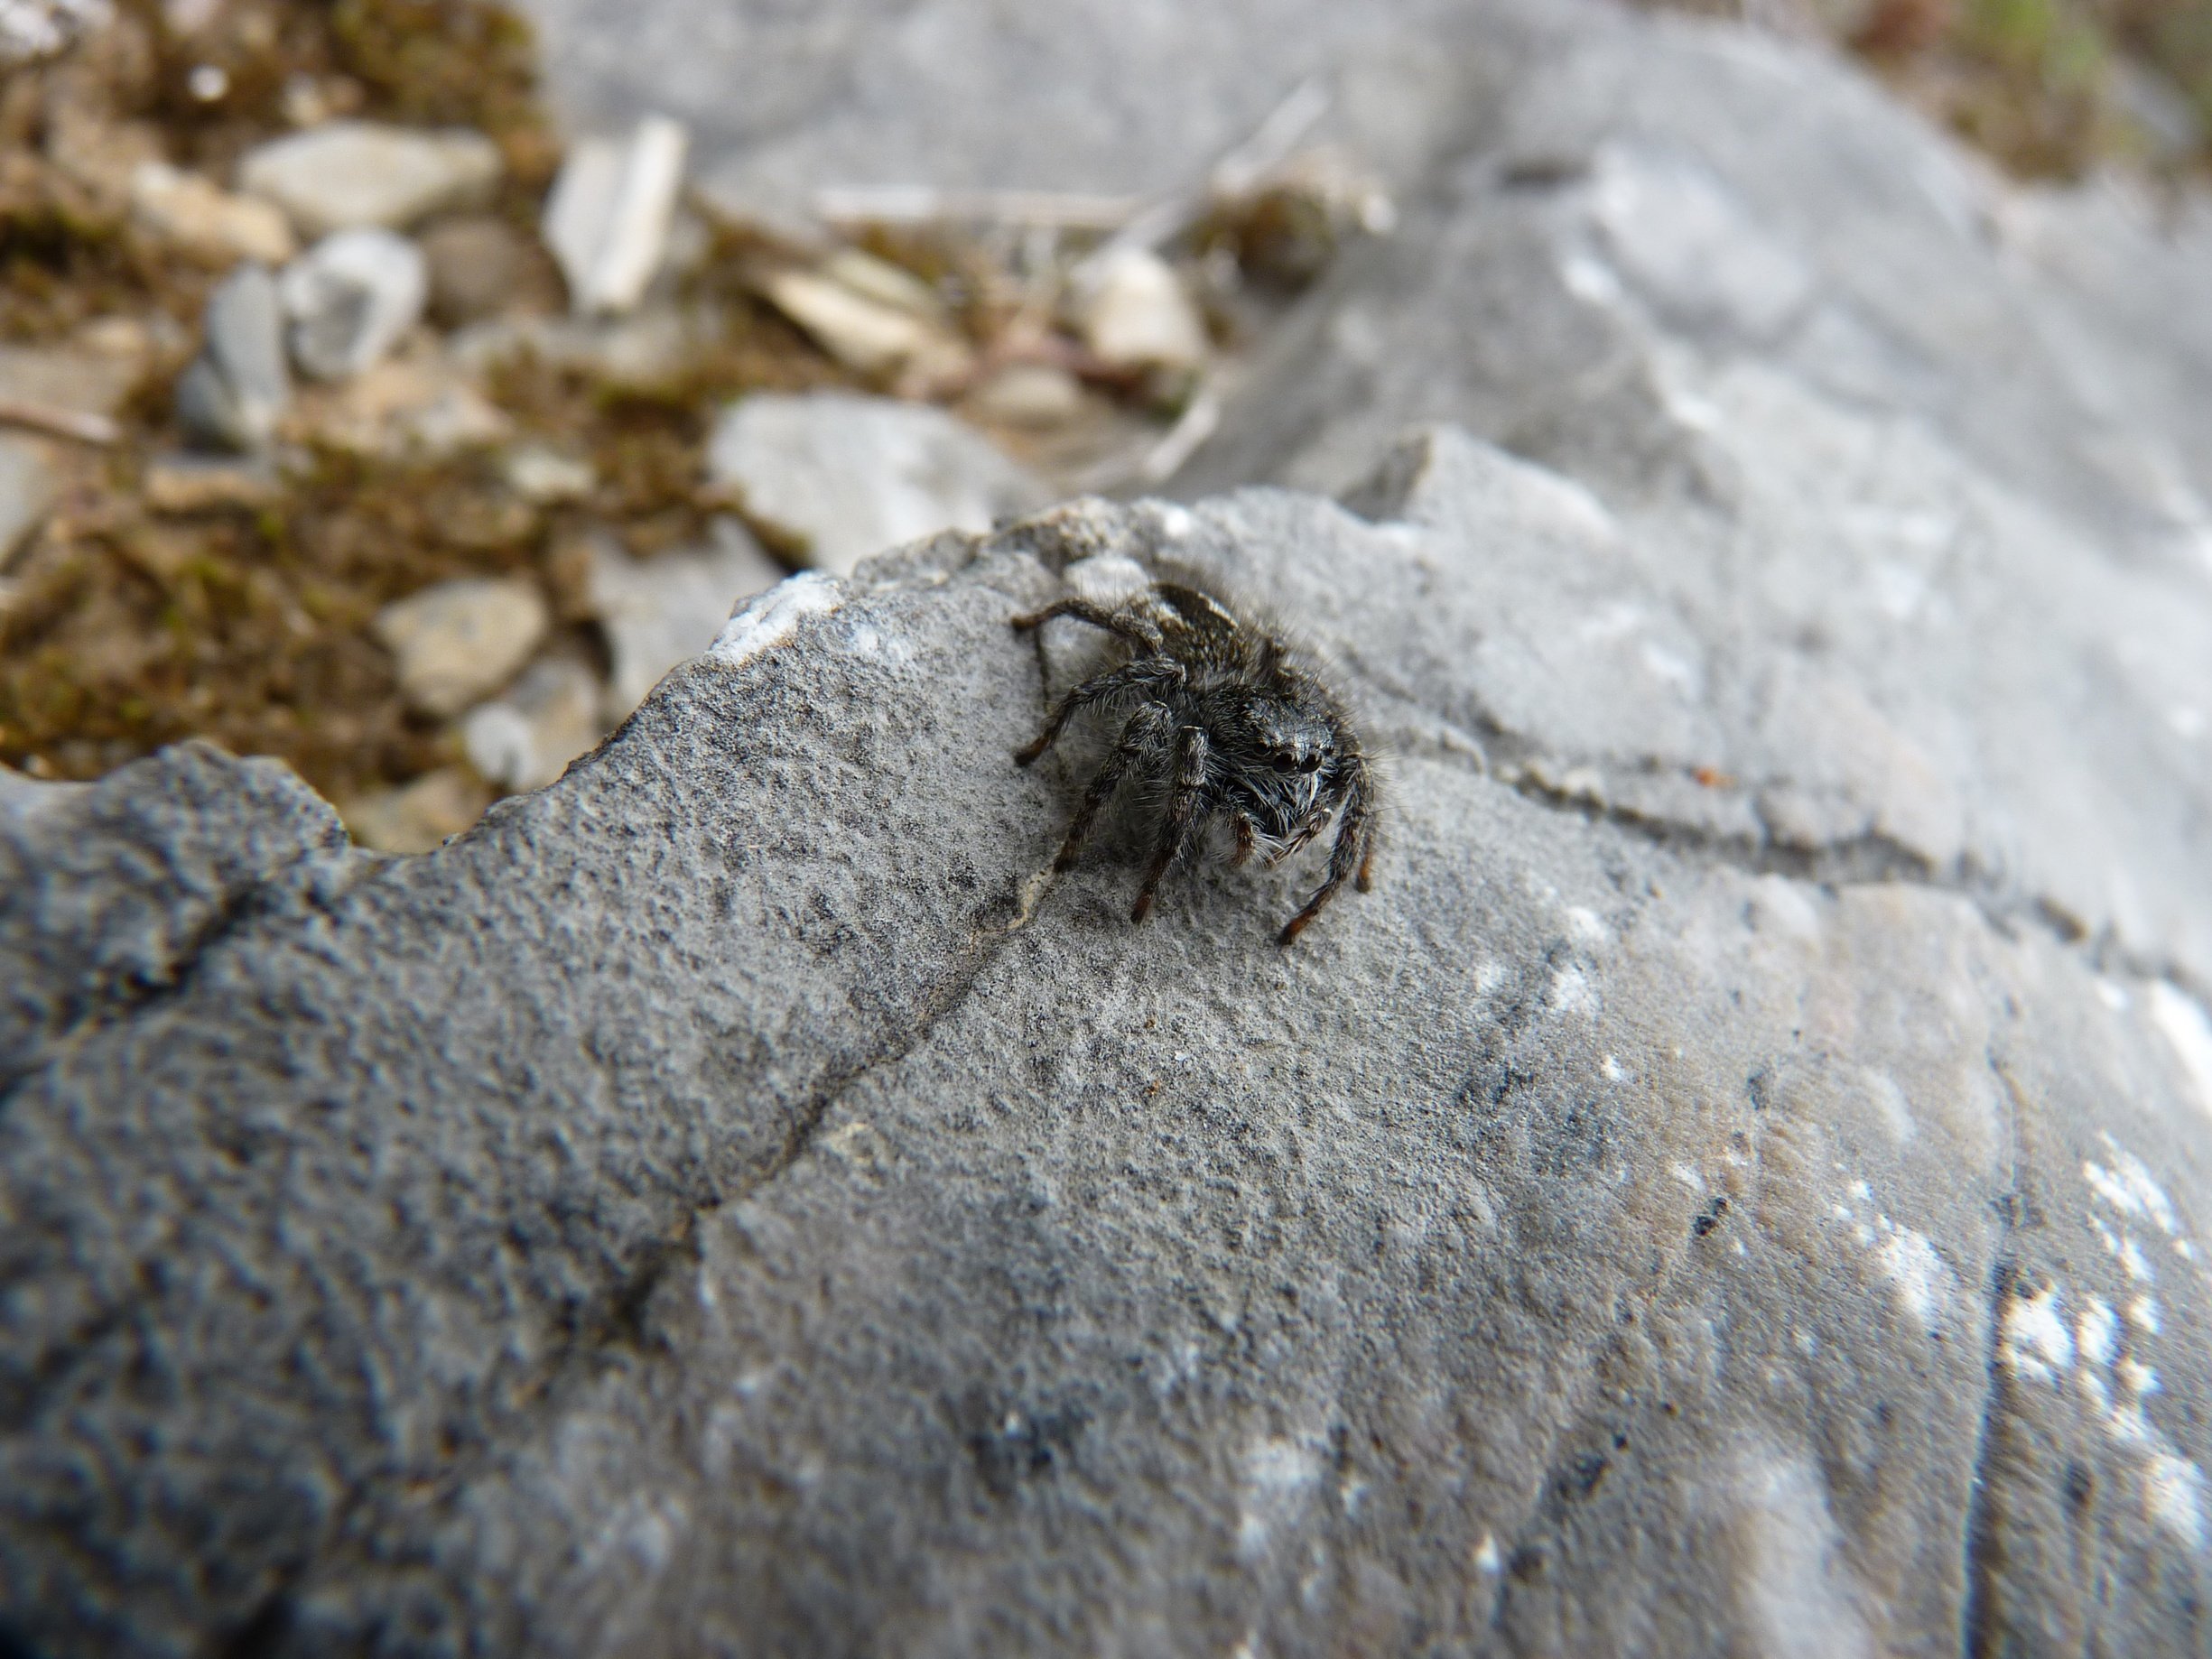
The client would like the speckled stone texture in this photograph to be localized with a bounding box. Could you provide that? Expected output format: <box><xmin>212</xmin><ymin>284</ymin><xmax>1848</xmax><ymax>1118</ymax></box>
<box><xmin>5</xmin><ymin>0</ymin><xmax>2212</xmax><ymax>1654</ymax></box>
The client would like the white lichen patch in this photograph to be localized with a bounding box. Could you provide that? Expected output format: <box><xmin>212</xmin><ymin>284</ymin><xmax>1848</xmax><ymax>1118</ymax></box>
<box><xmin>2150</xmin><ymin>982</ymin><xmax>2212</xmax><ymax>1121</ymax></box>
<box><xmin>2084</xmin><ymin>1133</ymin><xmax>2180</xmax><ymax>1237</ymax></box>
<box><xmin>1874</xmin><ymin>1225</ymin><xmax>1951</xmax><ymax>1334</ymax></box>
<box><xmin>1999</xmin><ymin>1280</ymin><xmax>2073</xmax><ymax>1383</ymax></box>
<box><xmin>2145</xmin><ymin>1455</ymin><xmax>2208</xmax><ymax>1551</ymax></box>
<box><xmin>1826</xmin><ymin>1199</ymin><xmax>1953</xmax><ymax>1335</ymax></box>
<box><xmin>839</xmin><ymin>616</ymin><xmax>914</xmax><ymax>664</ymax></box>
<box><xmin>1473</xmin><ymin>1531</ymin><xmax>1502</xmax><ymax>1574</ymax></box>
<box><xmin>2077</xmin><ymin>1297</ymin><xmax>2119</xmax><ymax>1368</ymax></box>
<box><xmin>705</xmin><ymin>572</ymin><xmax>844</xmax><ymax>668</ymax></box>
<box><xmin>1722</xmin><ymin>1450</ymin><xmax>1877</xmax><ymax>1659</ymax></box>
<box><xmin>1236</xmin><ymin>1435</ymin><xmax>1323</xmax><ymax>1560</ymax></box>
<box><xmin>1548</xmin><ymin>963</ymin><xmax>1595</xmax><ymax>1015</ymax></box>
<box><xmin>1566</xmin><ymin>904</ymin><xmax>1609</xmax><ymax>944</ymax></box>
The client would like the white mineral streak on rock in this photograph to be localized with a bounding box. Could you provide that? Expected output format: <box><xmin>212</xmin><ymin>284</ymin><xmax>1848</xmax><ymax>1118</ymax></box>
<box><xmin>2000</xmin><ymin>1280</ymin><xmax>2073</xmax><ymax>1383</ymax></box>
<box><xmin>1723</xmin><ymin>1450</ymin><xmax>1876</xmax><ymax>1659</ymax></box>
<box><xmin>2149</xmin><ymin>983</ymin><xmax>2212</xmax><ymax>1121</ymax></box>
<box><xmin>705</xmin><ymin>572</ymin><xmax>844</xmax><ymax>670</ymax></box>
<box><xmin>544</xmin><ymin>116</ymin><xmax>690</xmax><ymax>317</ymax></box>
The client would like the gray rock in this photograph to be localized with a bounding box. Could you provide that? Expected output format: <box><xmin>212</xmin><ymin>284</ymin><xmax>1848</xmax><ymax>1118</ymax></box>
<box><xmin>513</xmin><ymin>0</ymin><xmax>1492</xmax><ymax>228</ymax></box>
<box><xmin>128</xmin><ymin>161</ymin><xmax>297</xmax><ymax>266</ymax></box>
<box><xmin>279</xmin><ymin>228</ymin><xmax>430</xmax><ymax>382</ymax></box>
<box><xmin>237</xmin><ymin>122</ymin><xmax>503</xmax><ymax>240</ymax></box>
<box><xmin>584</xmin><ymin>518</ymin><xmax>786</xmax><ymax>715</ymax></box>
<box><xmin>460</xmin><ymin>654</ymin><xmax>607</xmax><ymax>792</ymax></box>
<box><xmin>1166</xmin><ymin>5</ymin><xmax>2212</xmax><ymax>997</ymax></box>
<box><xmin>0</xmin><ymin>0</ymin><xmax>107</xmax><ymax>68</ymax></box>
<box><xmin>174</xmin><ymin>263</ymin><xmax>292</xmax><ymax>452</ymax></box>
<box><xmin>7</xmin><ymin>2</ymin><xmax>2212</xmax><ymax>1654</ymax></box>
<box><xmin>1069</xmin><ymin>246</ymin><xmax>1210</xmax><ymax>372</ymax></box>
<box><xmin>421</xmin><ymin>214</ymin><xmax>530</xmax><ymax>328</ymax></box>
<box><xmin>372</xmin><ymin>577</ymin><xmax>550</xmax><ymax>718</ymax></box>
<box><xmin>707</xmin><ymin>391</ymin><xmax>1049</xmax><ymax>576</ymax></box>
<box><xmin>338</xmin><ymin>765</ymin><xmax>492</xmax><ymax>856</ymax></box>
<box><xmin>4</xmin><ymin>476</ymin><xmax>2210</xmax><ymax>1654</ymax></box>
<box><xmin>542</xmin><ymin>116</ymin><xmax>689</xmax><ymax>316</ymax></box>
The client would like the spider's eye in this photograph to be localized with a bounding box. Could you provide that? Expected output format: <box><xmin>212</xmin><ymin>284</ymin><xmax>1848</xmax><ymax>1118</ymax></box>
<box><xmin>1270</xmin><ymin>753</ymin><xmax>1302</xmax><ymax>773</ymax></box>
<box><xmin>1297</xmin><ymin>753</ymin><xmax>1323</xmax><ymax>774</ymax></box>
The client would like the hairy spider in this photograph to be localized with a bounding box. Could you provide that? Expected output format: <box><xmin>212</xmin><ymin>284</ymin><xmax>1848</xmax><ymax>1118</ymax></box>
<box><xmin>1011</xmin><ymin>579</ymin><xmax>1380</xmax><ymax>945</ymax></box>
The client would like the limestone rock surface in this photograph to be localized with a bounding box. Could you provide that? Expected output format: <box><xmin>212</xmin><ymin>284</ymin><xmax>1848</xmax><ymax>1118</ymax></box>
<box><xmin>6</xmin><ymin>1</ymin><xmax>2212</xmax><ymax>1655</ymax></box>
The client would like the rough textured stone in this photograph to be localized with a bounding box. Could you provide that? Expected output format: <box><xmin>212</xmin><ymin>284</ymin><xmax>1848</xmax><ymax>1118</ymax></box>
<box><xmin>708</xmin><ymin>391</ymin><xmax>1049</xmax><ymax>577</ymax></box>
<box><xmin>6</xmin><ymin>2</ymin><xmax>2212</xmax><ymax>1655</ymax></box>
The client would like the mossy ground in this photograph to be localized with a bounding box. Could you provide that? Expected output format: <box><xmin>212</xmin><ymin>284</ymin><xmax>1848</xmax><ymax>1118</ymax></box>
<box><xmin>4</xmin><ymin>0</ymin><xmax>2207</xmax><ymax>811</ymax></box>
<box><xmin>0</xmin><ymin>0</ymin><xmax>849</xmax><ymax>807</ymax></box>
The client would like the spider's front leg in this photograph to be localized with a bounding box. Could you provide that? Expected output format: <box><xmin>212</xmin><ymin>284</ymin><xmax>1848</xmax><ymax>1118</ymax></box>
<box><xmin>1131</xmin><ymin>725</ymin><xmax>1211</xmax><ymax>924</ymax></box>
<box><xmin>1015</xmin><ymin>655</ymin><xmax>1185</xmax><ymax>768</ymax></box>
<box><xmin>1278</xmin><ymin>761</ymin><xmax>1377</xmax><ymax>946</ymax></box>
<box><xmin>1009</xmin><ymin>597</ymin><xmax>1165</xmax><ymax>655</ymax></box>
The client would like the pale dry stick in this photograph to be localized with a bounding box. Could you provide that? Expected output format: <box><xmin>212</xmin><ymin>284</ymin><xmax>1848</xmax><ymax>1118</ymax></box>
<box><xmin>0</xmin><ymin>398</ymin><xmax>119</xmax><ymax>447</ymax></box>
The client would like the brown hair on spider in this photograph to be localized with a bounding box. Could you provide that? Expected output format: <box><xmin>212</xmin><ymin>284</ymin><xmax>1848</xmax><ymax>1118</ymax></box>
<box><xmin>1011</xmin><ymin>578</ymin><xmax>1380</xmax><ymax>945</ymax></box>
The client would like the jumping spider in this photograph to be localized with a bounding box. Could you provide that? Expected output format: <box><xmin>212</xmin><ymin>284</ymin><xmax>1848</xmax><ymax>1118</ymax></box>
<box><xmin>1011</xmin><ymin>579</ymin><xmax>1380</xmax><ymax>945</ymax></box>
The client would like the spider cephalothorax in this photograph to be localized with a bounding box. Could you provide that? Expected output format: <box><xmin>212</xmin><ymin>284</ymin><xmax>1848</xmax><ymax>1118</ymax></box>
<box><xmin>1011</xmin><ymin>579</ymin><xmax>1380</xmax><ymax>944</ymax></box>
